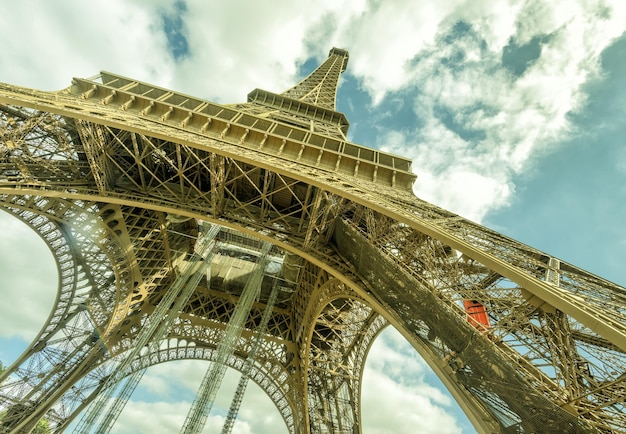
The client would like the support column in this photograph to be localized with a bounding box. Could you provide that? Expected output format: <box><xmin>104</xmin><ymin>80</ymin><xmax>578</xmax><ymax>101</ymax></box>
<box><xmin>181</xmin><ymin>242</ymin><xmax>272</xmax><ymax>434</ymax></box>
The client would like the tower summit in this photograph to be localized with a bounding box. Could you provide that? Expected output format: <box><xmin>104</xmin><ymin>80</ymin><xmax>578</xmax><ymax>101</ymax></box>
<box><xmin>0</xmin><ymin>49</ymin><xmax>625</xmax><ymax>433</ymax></box>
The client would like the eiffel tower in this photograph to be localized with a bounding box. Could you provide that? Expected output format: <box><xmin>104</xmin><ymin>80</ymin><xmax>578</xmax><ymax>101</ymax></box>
<box><xmin>0</xmin><ymin>47</ymin><xmax>624</xmax><ymax>434</ymax></box>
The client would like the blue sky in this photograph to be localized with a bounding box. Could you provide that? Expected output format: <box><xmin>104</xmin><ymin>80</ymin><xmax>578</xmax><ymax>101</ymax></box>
<box><xmin>0</xmin><ymin>1</ymin><xmax>625</xmax><ymax>433</ymax></box>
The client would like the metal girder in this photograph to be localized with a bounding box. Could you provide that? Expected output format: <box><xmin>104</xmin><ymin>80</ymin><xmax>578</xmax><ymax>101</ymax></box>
<box><xmin>335</xmin><ymin>214</ymin><xmax>624</xmax><ymax>432</ymax></box>
<box><xmin>0</xmin><ymin>48</ymin><xmax>625</xmax><ymax>434</ymax></box>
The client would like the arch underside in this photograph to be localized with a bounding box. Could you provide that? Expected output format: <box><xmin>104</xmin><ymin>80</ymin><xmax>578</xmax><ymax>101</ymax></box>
<box><xmin>302</xmin><ymin>280</ymin><xmax>387</xmax><ymax>433</ymax></box>
<box><xmin>0</xmin><ymin>198</ymin><xmax>386</xmax><ymax>434</ymax></box>
<box><xmin>0</xmin><ymin>199</ymin><xmax>300</xmax><ymax>432</ymax></box>
<box><xmin>0</xmin><ymin>93</ymin><xmax>625</xmax><ymax>433</ymax></box>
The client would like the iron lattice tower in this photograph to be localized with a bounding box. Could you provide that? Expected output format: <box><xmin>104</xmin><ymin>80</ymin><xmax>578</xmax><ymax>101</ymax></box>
<box><xmin>0</xmin><ymin>48</ymin><xmax>624</xmax><ymax>433</ymax></box>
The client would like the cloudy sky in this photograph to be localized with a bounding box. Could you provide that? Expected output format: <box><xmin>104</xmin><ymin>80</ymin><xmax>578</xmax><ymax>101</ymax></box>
<box><xmin>1</xmin><ymin>0</ymin><xmax>625</xmax><ymax>433</ymax></box>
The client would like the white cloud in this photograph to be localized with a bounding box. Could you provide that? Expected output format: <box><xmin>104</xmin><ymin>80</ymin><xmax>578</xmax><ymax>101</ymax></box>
<box><xmin>362</xmin><ymin>328</ymin><xmax>463</xmax><ymax>434</ymax></box>
<box><xmin>0</xmin><ymin>0</ymin><xmax>175</xmax><ymax>90</ymax></box>
<box><xmin>0</xmin><ymin>212</ymin><xmax>56</xmax><ymax>342</ymax></box>
<box><xmin>170</xmin><ymin>1</ymin><xmax>342</xmax><ymax>102</ymax></box>
<box><xmin>120</xmin><ymin>361</ymin><xmax>288</xmax><ymax>434</ymax></box>
<box><xmin>137</xmin><ymin>359</ymin><xmax>207</xmax><ymax>398</ymax></box>
<box><xmin>364</xmin><ymin>0</ymin><xmax>626</xmax><ymax>222</ymax></box>
<box><xmin>110</xmin><ymin>400</ymin><xmax>245</xmax><ymax>434</ymax></box>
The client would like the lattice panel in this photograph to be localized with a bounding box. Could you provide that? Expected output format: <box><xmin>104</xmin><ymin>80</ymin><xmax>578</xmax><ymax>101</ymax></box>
<box><xmin>337</xmin><ymin>210</ymin><xmax>625</xmax><ymax>432</ymax></box>
<box><xmin>280</xmin><ymin>48</ymin><xmax>348</xmax><ymax>111</ymax></box>
<box><xmin>1</xmin><ymin>49</ymin><xmax>625</xmax><ymax>433</ymax></box>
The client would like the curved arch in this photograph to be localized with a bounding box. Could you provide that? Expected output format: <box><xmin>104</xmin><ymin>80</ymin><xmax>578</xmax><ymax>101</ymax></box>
<box><xmin>306</xmin><ymin>301</ymin><xmax>386</xmax><ymax>434</ymax></box>
<box><xmin>296</xmin><ymin>272</ymin><xmax>387</xmax><ymax>433</ymax></box>
<box><xmin>0</xmin><ymin>195</ymin><xmax>139</xmax><ymax>332</ymax></box>
<box><xmin>131</xmin><ymin>344</ymin><xmax>294</xmax><ymax>431</ymax></box>
<box><xmin>58</xmin><ymin>340</ymin><xmax>296</xmax><ymax>434</ymax></box>
<box><xmin>0</xmin><ymin>195</ymin><xmax>140</xmax><ymax>431</ymax></box>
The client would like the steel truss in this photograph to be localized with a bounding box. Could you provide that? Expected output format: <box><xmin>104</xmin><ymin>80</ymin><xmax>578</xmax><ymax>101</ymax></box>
<box><xmin>0</xmin><ymin>48</ymin><xmax>624</xmax><ymax>433</ymax></box>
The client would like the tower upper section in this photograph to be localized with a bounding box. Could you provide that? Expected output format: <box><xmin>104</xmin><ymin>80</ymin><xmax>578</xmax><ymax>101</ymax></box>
<box><xmin>246</xmin><ymin>48</ymin><xmax>350</xmax><ymax>139</ymax></box>
<box><xmin>280</xmin><ymin>47</ymin><xmax>349</xmax><ymax>110</ymax></box>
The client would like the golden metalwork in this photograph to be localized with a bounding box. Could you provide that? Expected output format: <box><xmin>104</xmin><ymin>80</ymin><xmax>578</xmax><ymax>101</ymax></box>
<box><xmin>0</xmin><ymin>48</ymin><xmax>624</xmax><ymax>433</ymax></box>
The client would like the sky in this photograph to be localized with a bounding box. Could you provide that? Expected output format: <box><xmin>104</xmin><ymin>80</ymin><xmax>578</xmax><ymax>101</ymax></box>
<box><xmin>0</xmin><ymin>1</ymin><xmax>625</xmax><ymax>433</ymax></box>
